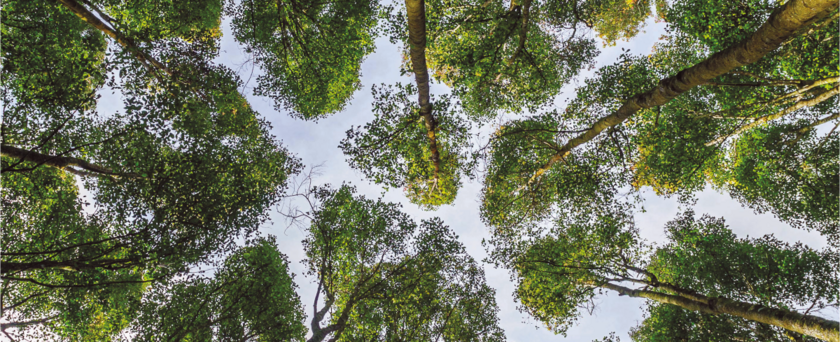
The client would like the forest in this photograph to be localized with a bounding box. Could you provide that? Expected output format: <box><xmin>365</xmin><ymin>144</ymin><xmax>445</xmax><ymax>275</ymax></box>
<box><xmin>0</xmin><ymin>0</ymin><xmax>837</xmax><ymax>340</ymax></box>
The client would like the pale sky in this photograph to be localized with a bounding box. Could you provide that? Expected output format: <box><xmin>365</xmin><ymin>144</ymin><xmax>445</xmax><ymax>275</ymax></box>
<box><xmin>92</xmin><ymin>9</ymin><xmax>832</xmax><ymax>341</ymax></box>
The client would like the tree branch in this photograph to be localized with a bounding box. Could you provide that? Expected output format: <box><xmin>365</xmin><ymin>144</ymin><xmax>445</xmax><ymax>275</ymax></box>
<box><xmin>524</xmin><ymin>0</ymin><xmax>839</xmax><ymax>184</ymax></box>
<box><xmin>0</xmin><ymin>144</ymin><xmax>139</xmax><ymax>178</ymax></box>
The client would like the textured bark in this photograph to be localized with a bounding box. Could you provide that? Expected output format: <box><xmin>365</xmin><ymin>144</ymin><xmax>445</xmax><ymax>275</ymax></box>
<box><xmin>714</xmin><ymin>297</ymin><xmax>840</xmax><ymax>342</ymax></box>
<box><xmin>527</xmin><ymin>0</ymin><xmax>840</xmax><ymax>184</ymax></box>
<box><xmin>601</xmin><ymin>282</ymin><xmax>717</xmax><ymax>314</ymax></box>
<box><xmin>1</xmin><ymin>144</ymin><xmax>120</xmax><ymax>177</ymax></box>
<box><xmin>405</xmin><ymin>0</ymin><xmax>442</xmax><ymax>178</ymax></box>
<box><xmin>600</xmin><ymin>282</ymin><xmax>840</xmax><ymax>342</ymax></box>
<box><xmin>55</xmin><ymin>0</ymin><xmax>171</xmax><ymax>77</ymax></box>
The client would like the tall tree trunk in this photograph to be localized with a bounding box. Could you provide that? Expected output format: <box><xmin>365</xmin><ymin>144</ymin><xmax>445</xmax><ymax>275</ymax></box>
<box><xmin>601</xmin><ymin>282</ymin><xmax>840</xmax><ymax>342</ymax></box>
<box><xmin>405</xmin><ymin>0</ymin><xmax>442</xmax><ymax>179</ymax></box>
<box><xmin>55</xmin><ymin>0</ymin><xmax>218</xmax><ymax>103</ymax></box>
<box><xmin>0</xmin><ymin>144</ymin><xmax>134</xmax><ymax>178</ymax></box>
<box><xmin>527</xmin><ymin>0</ymin><xmax>839</xmax><ymax>184</ymax></box>
<box><xmin>1</xmin><ymin>258</ymin><xmax>138</xmax><ymax>274</ymax></box>
<box><xmin>55</xmin><ymin>0</ymin><xmax>171</xmax><ymax>77</ymax></box>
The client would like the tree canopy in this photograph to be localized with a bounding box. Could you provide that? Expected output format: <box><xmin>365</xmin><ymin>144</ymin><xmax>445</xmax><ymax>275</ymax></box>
<box><xmin>293</xmin><ymin>185</ymin><xmax>506</xmax><ymax>342</ymax></box>
<box><xmin>1</xmin><ymin>0</ymin><xmax>837</xmax><ymax>340</ymax></box>
<box><xmin>506</xmin><ymin>210</ymin><xmax>839</xmax><ymax>341</ymax></box>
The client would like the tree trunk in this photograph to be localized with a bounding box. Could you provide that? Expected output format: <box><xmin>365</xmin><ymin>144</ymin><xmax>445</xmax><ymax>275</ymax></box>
<box><xmin>706</xmin><ymin>85</ymin><xmax>839</xmax><ymax>145</ymax></box>
<box><xmin>527</xmin><ymin>0</ymin><xmax>840</xmax><ymax>184</ymax></box>
<box><xmin>601</xmin><ymin>282</ymin><xmax>840</xmax><ymax>342</ymax></box>
<box><xmin>55</xmin><ymin>0</ymin><xmax>216</xmax><ymax>103</ymax></box>
<box><xmin>405</xmin><ymin>0</ymin><xmax>442</xmax><ymax>178</ymax></box>
<box><xmin>55</xmin><ymin>0</ymin><xmax>171</xmax><ymax>77</ymax></box>
<box><xmin>1</xmin><ymin>144</ymin><xmax>124</xmax><ymax>177</ymax></box>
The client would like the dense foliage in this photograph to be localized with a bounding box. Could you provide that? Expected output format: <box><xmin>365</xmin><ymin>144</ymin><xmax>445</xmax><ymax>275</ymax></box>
<box><xmin>1</xmin><ymin>0</ymin><xmax>837</xmax><ymax>340</ymax></box>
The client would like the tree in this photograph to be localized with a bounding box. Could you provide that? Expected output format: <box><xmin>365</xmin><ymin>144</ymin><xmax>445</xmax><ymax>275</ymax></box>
<box><xmin>347</xmin><ymin>0</ymin><xmax>668</xmax><ymax>209</ymax></box>
<box><xmin>292</xmin><ymin>185</ymin><xmax>506</xmax><ymax>342</ymax></box>
<box><xmin>130</xmin><ymin>237</ymin><xmax>306</xmax><ymax>342</ymax></box>
<box><xmin>631</xmin><ymin>303</ymin><xmax>825</xmax><ymax>342</ymax></box>
<box><xmin>340</xmin><ymin>84</ymin><xmax>472</xmax><ymax>210</ymax></box>
<box><xmin>417</xmin><ymin>0</ymin><xmax>601</xmax><ymax>118</ymax></box>
<box><xmin>479</xmin><ymin>0</ymin><xmax>838</xmax><ymax>242</ymax></box>
<box><xmin>96</xmin><ymin>0</ymin><xmax>224</xmax><ymax>43</ymax></box>
<box><xmin>505</xmin><ymin>210</ymin><xmax>839</xmax><ymax>341</ymax></box>
<box><xmin>227</xmin><ymin>0</ymin><xmax>379</xmax><ymax>119</ymax></box>
<box><xmin>1</xmin><ymin>0</ymin><xmax>299</xmax><ymax>339</ymax></box>
<box><xmin>342</xmin><ymin>0</ymin><xmax>475</xmax><ymax>209</ymax></box>
<box><xmin>625</xmin><ymin>4</ymin><xmax>839</xmax><ymax>241</ymax></box>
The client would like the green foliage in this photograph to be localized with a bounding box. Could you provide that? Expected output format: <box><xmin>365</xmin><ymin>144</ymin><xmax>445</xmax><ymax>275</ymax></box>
<box><xmin>480</xmin><ymin>110</ymin><xmax>636</xmax><ymax>233</ymax></box>
<box><xmin>509</xmin><ymin>209</ymin><xmax>641</xmax><ymax>335</ymax></box>
<box><xmin>478</xmin><ymin>53</ymin><xmax>654</xmax><ymax>235</ymax></box>
<box><xmin>1</xmin><ymin>0</ymin><xmax>299</xmax><ymax>339</ymax></box>
<box><xmin>341</xmin><ymin>84</ymin><xmax>472</xmax><ymax>210</ymax></box>
<box><xmin>101</xmin><ymin>0</ymin><xmax>224</xmax><ymax>43</ymax></box>
<box><xmin>416</xmin><ymin>0</ymin><xmax>599</xmax><ymax>118</ymax></box>
<box><xmin>1</xmin><ymin>0</ymin><xmax>107</xmax><ymax>114</ymax></box>
<box><xmin>632</xmin><ymin>111</ymin><xmax>724</xmax><ymax>195</ymax></box>
<box><xmin>712</xmin><ymin>124</ymin><xmax>839</xmax><ymax>245</ymax></box>
<box><xmin>589</xmin><ymin>0</ymin><xmax>652</xmax><ymax>46</ymax></box>
<box><xmin>131</xmin><ymin>237</ymin><xmax>307</xmax><ymax>341</ymax></box>
<box><xmin>660</xmin><ymin>0</ymin><xmax>775</xmax><ymax>51</ymax></box>
<box><xmin>229</xmin><ymin>0</ymin><xmax>379</xmax><ymax>119</ymax></box>
<box><xmin>649</xmin><ymin>211</ymin><xmax>839</xmax><ymax>310</ymax></box>
<box><xmin>630</xmin><ymin>304</ymin><xmax>823</xmax><ymax>342</ymax></box>
<box><xmin>509</xmin><ymin>210</ymin><xmax>839</xmax><ymax>337</ymax></box>
<box><xmin>3</xmin><ymin>0</ymin><xmax>838</xmax><ymax>339</ymax></box>
<box><xmin>302</xmin><ymin>185</ymin><xmax>506</xmax><ymax>342</ymax></box>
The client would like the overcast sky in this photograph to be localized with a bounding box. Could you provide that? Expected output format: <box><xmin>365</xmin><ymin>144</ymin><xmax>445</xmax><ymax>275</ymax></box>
<box><xmin>175</xmin><ymin>11</ymin><xmax>835</xmax><ymax>342</ymax></box>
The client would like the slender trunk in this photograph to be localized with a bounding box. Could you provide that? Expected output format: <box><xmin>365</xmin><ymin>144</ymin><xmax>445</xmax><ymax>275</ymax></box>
<box><xmin>405</xmin><ymin>0</ymin><xmax>442</xmax><ymax>178</ymax></box>
<box><xmin>796</xmin><ymin>112</ymin><xmax>840</xmax><ymax>134</ymax></box>
<box><xmin>306</xmin><ymin>299</ymin><xmax>348</xmax><ymax>342</ymax></box>
<box><xmin>307</xmin><ymin>284</ymin><xmax>336</xmax><ymax>342</ymax></box>
<box><xmin>706</xmin><ymin>85</ymin><xmax>840</xmax><ymax>145</ymax></box>
<box><xmin>527</xmin><ymin>0</ymin><xmax>839</xmax><ymax>184</ymax></box>
<box><xmin>55</xmin><ymin>0</ymin><xmax>217</xmax><ymax>104</ymax></box>
<box><xmin>507</xmin><ymin>0</ymin><xmax>532</xmax><ymax>64</ymax></box>
<box><xmin>0</xmin><ymin>314</ymin><xmax>60</xmax><ymax>330</ymax></box>
<box><xmin>55</xmin><ymin>0</ymin><xmax>171</xmax><ymax>77</ymax></box>
<box><xmin>0</xmin><ymin>144</ymin><xmax>134</xmax><ymax>177</ymax></box>
<box><xmin>1</xmin><ymin>258</ymin><xmax>138</xmax><ymax>274</ymax></box>
<box><xmin>600</xmin><ymin>282</ymin><xmax>840</xmax><ymax>342</ymax></box>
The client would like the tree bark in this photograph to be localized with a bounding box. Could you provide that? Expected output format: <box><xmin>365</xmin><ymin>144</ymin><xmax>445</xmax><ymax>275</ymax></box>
<box><xmin>405</xmin><ymin>0</ymin><xmax>442</xmax><ymax>178</ymax></box>
<box><xmin>55</xmin><ymin>0</ymin><xmax>171</xmax><ymax>77</ymax></box>
<box><xmin>0</xmin><ymin>144</ymin><xmax>131</xmax><ymax>177</ymax></box>
<box><xmin>526</xmin><ymin>0</ymin><xmax>840</xmax><ymax>184</ymax></box>
<box><xmin>1</xmin><ymin>258</ymin><xmax>138</xmax><ymax>274</ymax></box>
<box><xmin>55</xmin><ymin>0</ymin><xmax>217</xmax><ymax>104</ymax></box>
<box><xmin>600</xmin><ymin>282</ymin><xmax>840</xmax><ymax>342</ymax></box>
